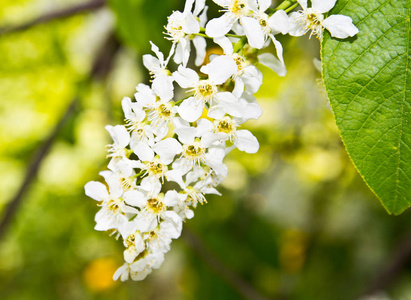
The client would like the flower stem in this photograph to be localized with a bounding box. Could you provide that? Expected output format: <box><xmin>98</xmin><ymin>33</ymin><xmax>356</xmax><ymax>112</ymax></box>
<box><xmin>285</xmin><ymin>2</ymin><xmax>299</xmax><ymax>13</ymax></box>
<box><xmin>233</xmin><ymin>37</ymin><xmax>247</xmax><ymax>53</ymax></box>
<box><xmin>193</xmin><ymin>33</ymin><xmax>212</xmax><ymax>39</ymax></box>
<box><xmin>275</xmin><ymin>0</ymin><xmax>298</xmax><ymax>11</ymax></box>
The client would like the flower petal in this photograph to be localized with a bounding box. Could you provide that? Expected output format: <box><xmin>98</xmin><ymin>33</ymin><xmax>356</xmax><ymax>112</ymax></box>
<box><xmin>134</xmin><ymin>83</ymin><xmax>156</xmax><ymax>107</ymax></box>
<box><xmin>184</xmin><ymin>13</ymin><xmax>200</xmax><ymax>34</ymax></box>
<box><xmin>123</xmin><ymin>190</ymin><xmax>146</xmax><ymax>207</ymax></box>
<box><xmin>201</xmin><ymin>55</ymin><xmax>237</xmax><ymax>84</ymax></box>
<box><xmin>235</xmin><ymin>130</ymin><xmax>259</xmax><ymax>153</ymax></box>
<box><xmin>194</xmin><ymin>0</ymin><xmax>206</xmax><ymax>16</ymax></box>
<box><xmin>152</xmin><ymin>74</ymin><xmax>174</xmax><ymax>101</ymax></box>
<box><xmin>106</xmin><ymin>125</ymin><xmax>130</xmax><ymax>148</ymax></box>
<box><xmin>258</xmin><ymin>0</ymin><xmax>272</xmax><ymax>12</ymax></box>
<box><xmin>173</xmin><ymin>65</ymin><xmax>199</xmax><ymax>88</ymax></box>
<box><xmin>258</xmin><ymin>52</ymin><xmax>286</xmax><ymax>77</ymax></box>
<box><xmin>323</xmin><ymin>15</ymin><xmax>359</xmax><ymax>39</ymax></box>
<box><xmin>268</xmin><ymin>10</ymin><xmax>290</xmax><ymax>35</ymax></box>
<box><xmin>297</xmin><ymin>0</ymin><xmax>307</xmax><ymax>9</ymax></box>
<box><xmin>132</xmin><ymin>141</ymin><xmax>154</xmax><ymax>162</ymax></box>
<box><xmin>241</xmin><ymin>16</ymin><xmax>265</xmax><ymax>49</ymax></box>
<box><xmin>152</xmin><ymin>138</ymin><xmax>183</xmax><ymax>165</ymax></box>
<box><xmin>312</xmin><ymin>0</ymin><xmax>337</xmax><ymax>13</ymax></box>
<box><xmin>205</xmin><ymin>13</ymin><xmax>236</xmax><ymax>37</ymax></box>
<box><xmin>142</xmin><ymin>54</ymin><xmax>160</xmax><ymax>73</ymax></box>
<box><xmin>288</xmin><ymin>12</ymin><xmax>305</xmax><ymax>36</ymax></box>
<box><xmin>193</xmin><ymin>36</ymin><xmax>207</xmax><ymax>66</ymax></box>
<box><xmin>178</xmin><ymin>97</ymin><xmax>204</xmax><ymax>122</ymax></box>
<box><xmin>85</xmin><ymin>181</ymin><xmax>108</xmax><ymax>201</ymax></box>
<box><xmin>213</xmin><ymin>36</ymin><xmax>234</xmax><ymax>55</ymax></box>
<box><xmin>201</xmin><ymin>132</ymin><xmax>228</xmax><ymax>148</ymax></box>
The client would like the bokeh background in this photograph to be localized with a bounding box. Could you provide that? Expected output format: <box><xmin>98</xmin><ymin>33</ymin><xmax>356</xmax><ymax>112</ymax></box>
<box><xmin>1</xmin><ymin>1</ymin><xmax>411</xmax><ymax>299</ymax></box>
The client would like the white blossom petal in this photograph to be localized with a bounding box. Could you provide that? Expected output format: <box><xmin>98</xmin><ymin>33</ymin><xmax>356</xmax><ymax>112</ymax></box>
<box><xmin>124</xmin><ymin>190</ymin><xmax>146</xmax><ymax>207</ymax></box>
<box><xmin>288</xmin><ymin>12</ymin><xmax>305</xmax><ymax>36</ymax></box>
<box><xmin>201</xmin><ymin>55</ymin><xmax>237</xmax><ymax>84</ymax></box>
<box><xmin>323</xmin><ymin>15</ymin><xmax>359</xmax><ymax>38</ymax></box>
<box><xmin>312</xmin><ymin>0</ymin><xmax>337</xmax><ymax>13</ymax></box>
<box><xmin>173</xmin><ymin>65</ymin><xmax>199</xmax><ymax>88</ymax></box>
<box><xmin>213</xmin><ymin>36</ymin><xmax>234</xmax><ymax>55</ymax></box>
<box><xmin>258</xmin><ymin>52</ymin><xmax>286</xmax><ymax>77</ymax></box>
<box><xmin>258</xmin><ymin>0</ymin><xmax>272</xmax><ymax>12</ymax></box>
<box><xmin>85</xmin><ymin>181</ymin><xmax>108</xmax><ymax>201</ymax></box>
<box><xmin>113</xmin><ymin>264</ymin><xmax>129</xmax><ymax>281</ymax></box>
<box><xmin>205</xmin><ymin>13</ymin><xmax>236</xmax><ymax>37</ymax></box>
<box><xmin>235</xmin><ymin>130</ymin><xmax>259</xmax><ymax>153</ymax></box>
<box><xmin>132</xmin><ymin>141</ymin><xmax>153</xmax><ymax>162</ymax></box>
<box><xmin>178</xmin><ymin>97</ymin><xmax>204</xmax><ymax>122</ymax></box>
<box><xmin>152</xmin><ymin>74</ymin><xmax>174</xmax><ymax>101</ymax></box>
<box><xmin>142</xmin><ymin>54</ymin><xmax>160</xmax><ymax>72</ymax></box>
<box><xmin>297</xmin><ymin>0</ymin><xmax>307</xmax><ymax>9</ymax></box>
<box><xmin>184</xmin><ymin>13</ymin><xmax>200</xmax><ymax>34</ymax></box>
<box><xmin>201</xmin><ymin>132</ymin><xmax>228</xmax><ymax>147</ymax></box>
<box><xmin>165</xmin><ymin>169</ymin><xmax>186</xmax><ymax>189</ymax></box>
<box><xmin>194</xmin><ymin>0</ymin><xmax>206</xmax><ymax>16</ymax></box>
<box><xmin>268</xmin><ymin>10</ymin><xmax>290</xmax><ymax>35</ymax></box>
<box><xmin>152</xmin><ymin>138</ymin><xmax>183</xmax><ymax>165</ymax></box>
<box><xmin>135</xmin><ymin>84</ymin><xmax>156</xmax><ymax>107</ymax></box>
<box><xmin>106</xmin><ymin>125</ymin><xmax>130</xmax><ymax>148</ymax></box>
<box><xmin>122</xmin><ymin>97</ymin><xmax>145</xmax><ymax>121</ymax></box>
<box><xmin>241</xmin><ymin>16</ymin><xmax>265</xmax><ymax>49</ymax></box>
<box><xmin>193</xmin><ymin>36</ymin><xmax>207</xmax><ymax>66</ymax></box>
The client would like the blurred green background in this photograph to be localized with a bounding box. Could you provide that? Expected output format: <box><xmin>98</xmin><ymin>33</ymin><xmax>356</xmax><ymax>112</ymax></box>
<box><xmin>1</xmin><ymin>1</ymin><xmax>411</xmax><ymax>299</ymax></box>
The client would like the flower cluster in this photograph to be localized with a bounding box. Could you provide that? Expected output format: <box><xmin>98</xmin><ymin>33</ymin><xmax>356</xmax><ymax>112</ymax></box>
<box><xmin>85</xmin><ymin>0</ymin><xmax>358</xmax><ymax>281</ymax></box>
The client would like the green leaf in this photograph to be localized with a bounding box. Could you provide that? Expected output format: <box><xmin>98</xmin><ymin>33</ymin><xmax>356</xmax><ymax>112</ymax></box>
<box><xmin>108</xmin><ymin>0</ymin><xmax>181</xmax><ymax>53</ymax></box>
<box><xmin>321</xmin><ymin>0</ymin><xmax>411</xmax><ymax>214</ymax></box>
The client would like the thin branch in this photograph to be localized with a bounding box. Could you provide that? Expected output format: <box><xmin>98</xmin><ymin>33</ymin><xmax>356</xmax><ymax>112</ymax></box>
<box><xmin>0</xmin><ymin>32</ymin><xmax>120</xmax><ymax>241</ymax></box>
<box><xmin>0</xmin><ymin>0</ymin><xmax>105</xmax><ymax>35</ymax></box>
<box><xmin>0</xmin><ymin>98</ymin><xmax>78</xmax><ymax>240</ymax></box>
<box><xmin>361</xmin><ymin>228</ymin><xmax>411</xmax><ymax>297</ymax></box>
<box><xmin>183</xmin><ymin>228</ymin><xmax>272</xmax><ymax>300</ymax></box>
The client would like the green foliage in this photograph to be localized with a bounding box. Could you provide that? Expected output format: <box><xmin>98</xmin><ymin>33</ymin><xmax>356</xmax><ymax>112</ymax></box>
<box><xmin>321</xmin><ymin>0</ymin><xmax>411</xmax><ymax>214</ymax></box>
<box><xmin>108</xmin><ymin>0</ymin><xmax>182</xmax><ymax>53</ymax></box>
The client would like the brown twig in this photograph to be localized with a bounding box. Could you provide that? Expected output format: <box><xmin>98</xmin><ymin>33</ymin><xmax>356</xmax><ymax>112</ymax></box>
<box><xmin>0</xmin><ymin>0</ymin><xmax>105</xmax><ymax>35</ymax></box>
<box><xmin>0</xmin><ymin>32</ymin><xmax>120</xmax><ymax>241</ymax></box>
<box><xmin>183</xmin><ymin>228</ymin><xmax>272</xmax><ymax>300</ymax></box>
<box><xmin>0</xmin><ymin>98</ymin><xmax>78</xmax><ymax>240</ymax></box>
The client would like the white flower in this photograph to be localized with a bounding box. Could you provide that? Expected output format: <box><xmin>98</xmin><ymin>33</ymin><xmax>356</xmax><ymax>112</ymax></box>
<box><xmin>105</xmin><ymin>125</ymin><xmax>130</xmax><ymax>161</ymax></box>
<box><xmin>139</xmin><ymin>155</ymin><xmax>169</xmax><ymax>183</ymax></box>
<box><xmin>182</xmin><ymin>166</ymin><xmax>223</xmax><ymax>207</ymax></box>
<box><xmin>206</xmin><ymin>0</ymin><xmax>257</xmax><ymax>43</ymax></box>
<box><xmin>129</xmin><ymin>252</ymin><xmax>165</xmax><ymax>281</ymax></box>
<box><xmin>151</xmin><ymin>138</ymin><xmax>183</xmax><ymax>165</ymax></box>
<box><xmin>113</xmin><ymin>252</ymin><xmax>165</xmax><ymax>281</ymax></box>
<box><xmin>85</xmin><ymin>179</ymin><xmax>135</xmax><ymax>233</ymax></box>
<box><xmin>143</xmin><ymin>211</ymin><xmax>183</xmax><ymax>253</ymax></box>
<box><xmin>122</xmin><ymin>228</ymin><xmax>145</xmax><ymax>264</ymax></box>
<box><xmin>173</xmin><ymin>56</ymin><xmax>238</xmax><ymax>122</ymax></box>
<box><xmin>165</xmin><ymin>0</ymin><xmax>208</xmax><ymax>66</ymax></box>
<box><xmin>123</xmin><ymin>180</ymin><xmax>183</xmax><ymax>233</ymax></box>
<box><xmin>133</xmin><ymin>84</ymin><xmax>177</xmax><ymax>142</ymax></box>
<box><xmin>203</xmin><ymin>115</ymin><xmax>260</xmax><ymax>153</ymax></box>
<box><xmin>289</xmin><ymin>0</ymin><xmax>358</xmax><ymax>39</ymax></box>
<box><xmin>122</xmin><ymin>96</ymin><xmax>155</xmax><ymax>161</ymax></box>
<box><xmin>210</xmin><ymin>41</ymin><xmax>264</xmax><ymax>95</ymax></box>
<box><xmin>143</xmin><ymin>41</ymin><xmax>173</xmax><ymax>78</ymax></box>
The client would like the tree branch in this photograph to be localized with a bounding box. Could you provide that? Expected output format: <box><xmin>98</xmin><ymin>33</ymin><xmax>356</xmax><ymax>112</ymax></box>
<box><xmin>0</xmin><ymin>0</ymin><xmax>105</xmax><ymax>35</ymax></box>
<box><xmin>183</xmin><ymin>228</ymin><xmax>272</xmax><ymax>300</ymax></box>
<box><xmin>0</xmin><ymin>32</ymin><xmax>120</xmax><ymax>241</ymax></box>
